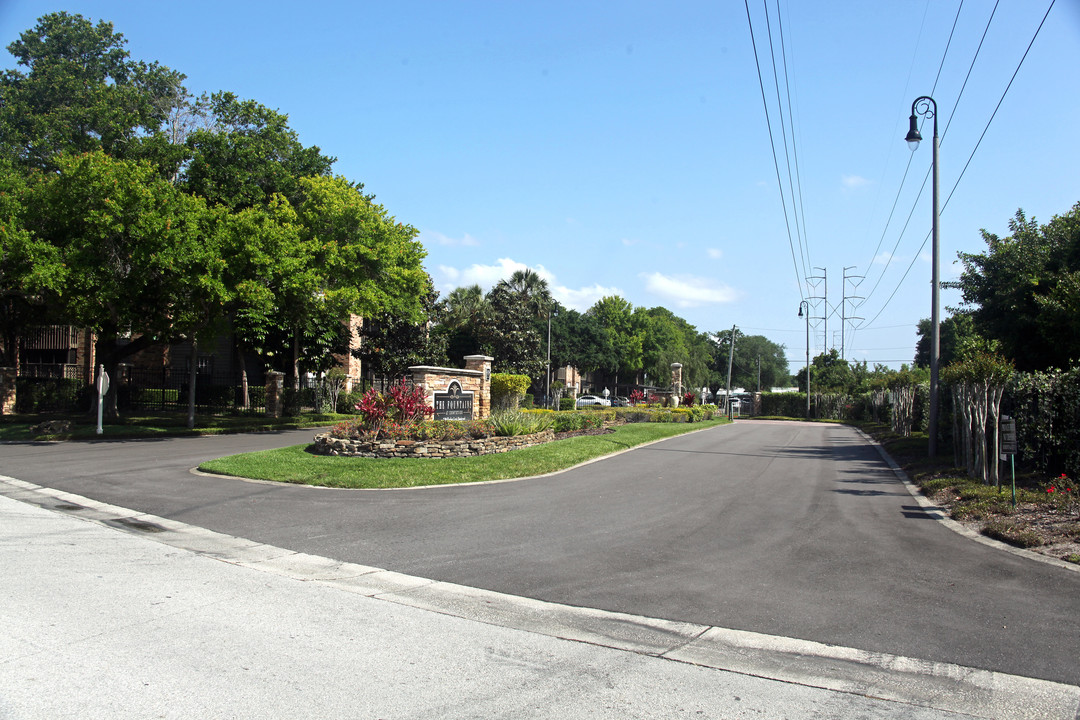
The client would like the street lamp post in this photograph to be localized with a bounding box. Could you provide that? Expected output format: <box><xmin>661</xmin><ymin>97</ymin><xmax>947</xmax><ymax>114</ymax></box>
<box><xmin>546</xmin><ymin>309</ymin><xmax>552</xmax><ymax>409</ymax></box>
<box><xmin>798</xmin><ymin>301</ymin><xmax>810</xmax><ymax>419</ymax></box>
<box><xmin>905</xmin><ymin>96</ymin><xmax>940</xmax><ymax>458</ymax></box>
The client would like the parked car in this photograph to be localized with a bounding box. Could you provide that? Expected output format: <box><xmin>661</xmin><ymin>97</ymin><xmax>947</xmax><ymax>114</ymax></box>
<box><xmin>575</xmin><ymin>394</ymin><xmax>611</xmax><ymax>408</ymax></box>
<box><xmin>612</xmin><ymin>396</ymin><xmax>630</xmax><ymax>407</ymax></box>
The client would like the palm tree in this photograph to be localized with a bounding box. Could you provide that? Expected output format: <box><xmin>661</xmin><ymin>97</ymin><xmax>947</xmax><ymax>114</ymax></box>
<box><xmin>499</xmin><ymin>268</ymin><xmax>553</xmax><ymax>319</ymax></box>
<box><xmin>440</xmin><ymin>284</ymin><xmax>488</xmax><ymax>330</ymax></box>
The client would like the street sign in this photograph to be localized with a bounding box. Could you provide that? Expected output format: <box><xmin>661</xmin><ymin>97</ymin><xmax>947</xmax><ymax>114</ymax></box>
<box><xmin>1000</xmin><ymin>415</ymin><xmax>1017</xmax><ymax>456</ymax></box>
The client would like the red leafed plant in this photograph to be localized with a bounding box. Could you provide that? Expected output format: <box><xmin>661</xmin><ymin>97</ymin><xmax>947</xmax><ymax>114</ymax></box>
<box><xmin>629</xmin><ymin>389</ymin><xmax>645</xmax><ymax>406</ymax></box>
<box><xmin>355</xmin><ymin>380</ymin><xmax>433</xmax><ymax>438</ymax></box>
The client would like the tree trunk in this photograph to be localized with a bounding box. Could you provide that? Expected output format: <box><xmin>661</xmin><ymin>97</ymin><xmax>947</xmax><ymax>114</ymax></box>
<box><xmin>292</xmin><ymin>327</ymin><xmax>301</xmax><ymax>391</ymax></box>
<box><xmin>952</xmin><ymin>385</ymin><xmax>963</xmax><ymax>469</ymax></box>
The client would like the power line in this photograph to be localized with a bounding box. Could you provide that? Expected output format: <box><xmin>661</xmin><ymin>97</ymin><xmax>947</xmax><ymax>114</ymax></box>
<box><xmin>859</xmin><ymin>0</ymin><xmax>1051</xmax><ymax>327</ymax></box>
<box><xmin>744</xmin><ymin>0</ymin><xmax>805</xmax><ymax>301</ymax></box>
<box><xmin>776</xmin><ymin>3</ymin><xmax>811</xmax><ymax>287</ymax></box>
<box><xmin>861</xmin><ymin>0</ymin><xmax>963</xmax><ymax>308</ymax></box>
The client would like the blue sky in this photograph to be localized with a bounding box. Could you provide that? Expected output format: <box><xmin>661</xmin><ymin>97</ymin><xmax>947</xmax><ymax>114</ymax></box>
<box><xmin>3</xmin><ymin>1</ymin><xmax>1078</xmax><ymax>371</ymax></box>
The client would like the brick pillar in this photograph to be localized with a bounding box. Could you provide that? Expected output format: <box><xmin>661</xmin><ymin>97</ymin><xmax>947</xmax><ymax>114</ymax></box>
<box><xmin>0</xmin><ymin>367</ymin><xmax>16</xmax><ymax>415</ymax></box>
<box><xmin>464</xmin><ymin>355</ymin><xmax>493</xmax><ymax>419</ymax></box>
<box><xmin>266</xmin><ymin>371</ymin><xmax>285</xmax><ymax>418</ymax></box>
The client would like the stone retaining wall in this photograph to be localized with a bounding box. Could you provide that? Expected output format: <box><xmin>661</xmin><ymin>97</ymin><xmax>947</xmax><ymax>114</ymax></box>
<box><xmin>312</xmin><ymin>429</ymin><xmax>555</xmax><ymax>459</ymax></box>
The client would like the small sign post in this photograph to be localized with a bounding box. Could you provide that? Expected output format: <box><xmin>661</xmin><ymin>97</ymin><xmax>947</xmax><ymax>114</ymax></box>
<box><xmin>1000</xmin><ymin>415</ymin><xmax>1017</xmax><ymax>507</ymax></box>
<box><xmin>96</xmin><ymin>364</ymin><xmax>110</xmax><ymax>436</ymax></box>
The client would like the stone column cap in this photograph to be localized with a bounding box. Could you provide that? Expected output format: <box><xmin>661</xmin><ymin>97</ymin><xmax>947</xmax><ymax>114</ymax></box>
<box><xmin>409</xmin><ymin>365</ymin><xmax>483</xmax><ymax>376</ymax></box>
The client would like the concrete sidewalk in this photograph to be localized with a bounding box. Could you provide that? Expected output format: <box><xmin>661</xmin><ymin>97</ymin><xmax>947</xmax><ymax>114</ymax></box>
<box><xmin>2</xmin><ymin>478</ymin><xmax>1078</xmax><ymax>719</ymax></box>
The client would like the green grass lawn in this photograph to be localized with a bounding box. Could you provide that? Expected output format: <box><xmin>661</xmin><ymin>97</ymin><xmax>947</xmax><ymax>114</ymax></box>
<box><xmin>198</xmin><ymin>419</ymin><xmax>730</xmax><ymax>489</ymax></box>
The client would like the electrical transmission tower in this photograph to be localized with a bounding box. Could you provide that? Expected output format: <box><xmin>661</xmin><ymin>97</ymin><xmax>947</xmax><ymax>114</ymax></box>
<box><xmin>841</xmin><ymin>266</ymin><xmax>864</xmax><ymax>360</ymax></box>
<box><xmin>806</xmin><ymin>267</ymin><xmax>827</xmax><ymax>354</ymax></box>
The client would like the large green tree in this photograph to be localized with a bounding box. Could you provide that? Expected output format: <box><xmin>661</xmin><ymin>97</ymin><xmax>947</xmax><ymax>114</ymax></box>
<box><xmin>483</xmin><ymin>282</ymin><xmax>545</xmax><ymax>377</ymax></box>
<box><xmin>0</xmin><ymin>12</ymin><xmax>183</xmax><ymax>171</ymax></box>
<box><xmin>23</xmin><ymin>151</ymin><xmax>225</xmax><ymax>416</ymax></box>
<box><xmin>714</xmin><ymin>330</ymin><xmax>789</xmax><ymax>392</ymax></box>
<box><xmin>794</xmin><ymin>349</ymin><xmax>855</xmax><ymax>394</ymax></box>
<box><xmin>588</xmin><ymin>295</ymin><xmax>643</xmax><ymax>379</ymax></box>
<box><xmin>548</xmin><ymin>306</ymin><xmax>608</xmax><ymax>374</ymax></box>
<box><xmin>948</xmin><ymin>204</ymin><xmax>1080</xmax><ymax>372</ymax></box>
<box><xmin>181</xmin><ymin>92</ymin><xmax>335</xmax><ymax>209</ymax></box>
<box><xmin>356</xmin><ymin>281</ymin><xmax>447</xmax><ymax>379</ymax></box>
<box><xmin>274</xmin><ymin>175</ymin><xmax>429</xmax><ymax>387</ymax></box>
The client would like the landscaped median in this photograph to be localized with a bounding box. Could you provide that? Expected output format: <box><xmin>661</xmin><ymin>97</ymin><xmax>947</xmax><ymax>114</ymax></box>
<box><xmin>198</xmin><ymin>414</ymin><xmax>730</xmax><ymax>489</ymax></box>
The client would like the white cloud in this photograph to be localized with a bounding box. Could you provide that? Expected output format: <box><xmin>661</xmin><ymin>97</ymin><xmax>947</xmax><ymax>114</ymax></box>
<box><xmin>420</xmin><ymin>230</ymin><xmax>480</xmax><ymax>247</ymax></box>
<box><xmin>434</xmin><ymin>256</ymin><xmax>620</xmax><ymax>312</ymax></box>
<box><xmin>552</xmin><ymin>284</ymin><xmax>623</xmax><ymax>312</ymax></box>
<box><xmin>842</xmin><ymin>174</ymin><xmax>872</xmax><ymax>189</ymax></box>
<box><xmin>435</xmin><ymin>258</ymin><xmax>558</xmax><ymax>292</ymax></box>
<box><xmin>639</xmin><ymin>272</ymin><xmax>741</xmax><ymax>307</ymax></box>
<box><xmin>706</xmin><ymin>248</ymin><xmax>723</xmax><ymax>260</ymax></box>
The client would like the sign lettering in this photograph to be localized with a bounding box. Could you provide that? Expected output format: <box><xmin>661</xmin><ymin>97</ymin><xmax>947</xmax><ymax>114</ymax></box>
<box><xmin>434</xmin><ymin>381</ymin><xmax>473</xmax><ymax>421</ymax></box>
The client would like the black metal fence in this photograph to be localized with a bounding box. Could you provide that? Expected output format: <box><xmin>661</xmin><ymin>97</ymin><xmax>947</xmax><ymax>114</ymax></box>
<box><xmin>12</xmin><ymin>364</ymin><xmax>419</xmax><ymax>415</ymax></box>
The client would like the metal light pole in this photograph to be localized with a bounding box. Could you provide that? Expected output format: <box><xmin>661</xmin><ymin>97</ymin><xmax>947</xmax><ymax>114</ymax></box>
<box><xmin>546</xmin><ymin>309</ymin><xmax>552</xmax><ymax>408</ymax></box>
<box><xmin>906</xmin><ymin>96</ymin><xmax>940</xmax><ymax>458</ymax></box>
<box><xmin>798</xmin><ymin>301</ymin><xmax>810</xmax><ymax>419</ymax></box>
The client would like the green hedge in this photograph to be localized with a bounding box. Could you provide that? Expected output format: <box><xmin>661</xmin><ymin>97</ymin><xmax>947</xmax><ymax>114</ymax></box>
<box><xmin>761</xmin><ymin>392</ymin><xmax>809</xmax><ymax>418</ymax></box>
<box><xmin>1005</xmin><ymin>367</ymin><xmax>1080</xmax><ymax>479</ymax></box>
<box><xmin>491</xmin><ymin>373</ymin><xmax>531</xmax><ymax>410</ymax></box>
<box><xmin>14</xmin><ymin>377</ymin><xmax>89</xmax><ymax>413</ymax></box>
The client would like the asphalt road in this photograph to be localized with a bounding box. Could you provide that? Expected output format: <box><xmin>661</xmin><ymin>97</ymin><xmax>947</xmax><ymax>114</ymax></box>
<box><xmin>2</xmin><ymin>420</ymin><xmax>1078</xmax><ymax>686</ymax></box>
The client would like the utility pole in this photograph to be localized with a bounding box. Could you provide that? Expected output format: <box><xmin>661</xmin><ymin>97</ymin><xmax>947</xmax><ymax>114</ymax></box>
<box><xmin>725</xmin><ymin>325</ymin><xmax>736</xmax><ymax>419</ymax></box>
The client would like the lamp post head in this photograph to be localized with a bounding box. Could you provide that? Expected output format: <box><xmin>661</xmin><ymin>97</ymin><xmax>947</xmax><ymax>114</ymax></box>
<box><xmin>798</xmin><ymin>305</ymin><xmax>804</xmax><ymax>318</ymax></box>
<box><xmin>906</xmin><ymin>112</ymin><xmax>922</xmax><ymax>150</ymax></box>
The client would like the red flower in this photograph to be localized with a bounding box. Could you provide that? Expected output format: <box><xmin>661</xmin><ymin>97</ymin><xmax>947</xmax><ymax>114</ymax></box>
<box><xmin>1048</xmin><ymin>487</ymin><xmax>1056</xmax><ymax>493</ymax></box>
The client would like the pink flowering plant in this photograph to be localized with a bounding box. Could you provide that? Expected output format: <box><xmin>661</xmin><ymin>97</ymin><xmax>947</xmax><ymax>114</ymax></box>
<box><xmin>629</xmin><ymin>389</ymin><xmax>645</xmax><ymax>406</ymax></box>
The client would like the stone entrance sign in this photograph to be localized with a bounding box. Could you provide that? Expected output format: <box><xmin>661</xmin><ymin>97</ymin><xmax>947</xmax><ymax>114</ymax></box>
<box><xmin>434</xmin><ymin>381</ymin><xmax>473</xmax><ymax>420</ymax></box>
<box><xmin>409</xmin><ymin>355</ymin><xmax>493</xmax><ymax>420</ymax></box>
